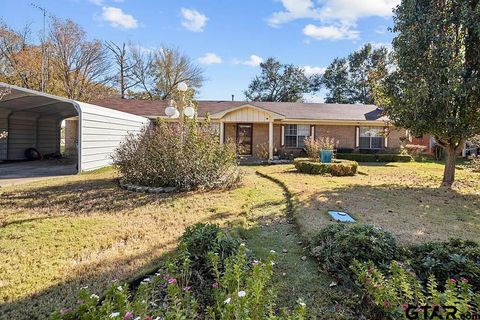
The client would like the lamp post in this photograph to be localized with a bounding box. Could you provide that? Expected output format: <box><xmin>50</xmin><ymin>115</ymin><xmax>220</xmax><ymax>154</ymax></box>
<box><xmin>164</xmin><ymin>82</ymin><xmax>197</xmax><ymax>126</ymax></box>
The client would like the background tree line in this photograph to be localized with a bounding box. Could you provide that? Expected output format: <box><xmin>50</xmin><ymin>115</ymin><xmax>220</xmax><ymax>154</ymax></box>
<box><xmin>0</xmin><ymin>17</ymin><xmax>205</xmax><ymax>102</ymax></box>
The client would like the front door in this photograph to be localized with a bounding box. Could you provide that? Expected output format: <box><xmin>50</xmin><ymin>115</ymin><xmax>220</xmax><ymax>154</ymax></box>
<box><xmin>236</xmin><ymin>124</ymin><xmax>253</xmax><ymax>155</ymax></box>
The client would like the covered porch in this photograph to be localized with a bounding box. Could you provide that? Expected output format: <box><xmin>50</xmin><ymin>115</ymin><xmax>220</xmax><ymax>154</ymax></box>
<box><xmin>211</xmin><ymin>105</ymin><xmax>285</xmax><ymax>160</ymax></box>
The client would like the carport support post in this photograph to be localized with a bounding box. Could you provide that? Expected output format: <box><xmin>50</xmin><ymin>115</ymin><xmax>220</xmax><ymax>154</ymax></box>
<box><xmin>268</xmin><ymin>121</ymin><xmax>274</xmax><ymax>160</ymax></box>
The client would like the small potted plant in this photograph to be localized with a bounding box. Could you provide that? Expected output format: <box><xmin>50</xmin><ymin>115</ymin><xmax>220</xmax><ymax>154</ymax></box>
<box><xmin>319</xmin><ymin>137</ymin><xmax>338</xmax><ymax>163</ymax></box>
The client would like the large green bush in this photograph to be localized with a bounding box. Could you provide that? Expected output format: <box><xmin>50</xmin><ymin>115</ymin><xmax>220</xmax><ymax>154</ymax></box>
<box><xmin>113</xmin><ymin>119</ymin><xmax>241</xmax><ymax>191</ymax></box>
<box><xmin>294</xmin><ymin>158</ymin><xmax>358</xmax><ymax>176</ymax></box>
<box><xmin>336</xmin><ymin>153</ymin><xmax>412</xmax><ymax>162</ymax></box>
<box><xmin>309</xmin><ymin>224</ymin><xmax>399</xmax><ymax>275</ymax></box>
<box><xmin>178</xmin><ymin>223</ymin><xmax>239</xmax><ymax>306</ymax></box>
<box><xmin>406</xmin><ymin>239</ymin><xmax>480</xmax><ymax>291</ymax></box>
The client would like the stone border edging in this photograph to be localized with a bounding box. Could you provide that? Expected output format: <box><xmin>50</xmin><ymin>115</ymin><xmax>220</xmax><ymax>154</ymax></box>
<box><xmin>119</xmin><ymin>179</ymin><xmax>177</xmax><ymax>194</ymax></box>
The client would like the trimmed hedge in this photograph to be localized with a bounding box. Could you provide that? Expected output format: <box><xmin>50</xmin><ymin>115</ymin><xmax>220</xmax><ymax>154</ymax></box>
<box><xmin>336</xmin><ymin>153</ymin><xmax>412</xmax><ymax>162</ymax></box>
<box><xmin>294</xmin><ymin>158</ymin><xmax>358</xmax><ymax>176</ymax></box>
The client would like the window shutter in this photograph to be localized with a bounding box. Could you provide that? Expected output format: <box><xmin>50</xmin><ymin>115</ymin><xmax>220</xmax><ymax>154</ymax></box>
<box><xmin>310</xmin><ymin>125</ymin><xmax>315</xmax><ymax>139</ymax></box>
<box><xmin>281</xmin><ymin>125</ymin><xmax>285</xmax><ymax>147</ymax></box>
<box><xmin>355</xmin><ymin>126</ymin><xmax>360</xmax><ymax>148</ymax></box>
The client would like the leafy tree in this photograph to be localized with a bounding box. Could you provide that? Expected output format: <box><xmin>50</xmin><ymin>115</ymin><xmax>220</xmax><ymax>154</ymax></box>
<box><xmin>0</xmin><ymin>22</ymin><xmax>44</xmax><ymax>91</ymax></box>
<box><xmin>382</xmin><ymin>0</ymin><xmax>480</xmax><ymax>187</ymax></box>
<box><xmin>348</xmin><ymin>44</ymin><xmax>389</xmax><ymax>104</ymax></box>
<box><xmin>244</xmin><ymin>57</ymin><xmax>320</xmax><ymax>102</ymax></box>
<box><xmin>322</xmin><ymin>58</ymin><xmax>352</xmax><ymax>104</ymax></box>
<box><xmin>322</xmin><ymin>44</ymin><xmax>389</xmax><ymax>104</ymax></box>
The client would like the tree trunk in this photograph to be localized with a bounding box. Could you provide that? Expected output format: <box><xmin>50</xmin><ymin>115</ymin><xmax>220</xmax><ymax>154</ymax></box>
<box><xmin>442</xmin><ymin>144</ymin><xmax>457</xmax><ymax>188</ymax></box>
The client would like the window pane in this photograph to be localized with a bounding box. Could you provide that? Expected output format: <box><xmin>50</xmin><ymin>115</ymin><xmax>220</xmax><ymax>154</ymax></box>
<box><xmin>298</xmin><ymin>136</ymin><xmax>307</xmax><ymax>148</ymax></box>
<box><xmin>298</xmin><ymin>125</ymin><xmax>310</xmax><ymax>136</ymax></box>
<box><xmin>371</xmin><ymin>137</ymin><xmax>383</xmax><ymax>149</ymax></box>
<box><xmin>285</xmin><ymin>124</ymin><xmax>297</xmax><ymax>135</ymax></box>
<box><xmin>285</xmin><ymin>136</ymin><xmax>297</xmax><ymax>147</ymax></box>
<box><xmin>359</xmin><ymin>137</ymin><xmax>371</xmax><ymax>149</ymax></box>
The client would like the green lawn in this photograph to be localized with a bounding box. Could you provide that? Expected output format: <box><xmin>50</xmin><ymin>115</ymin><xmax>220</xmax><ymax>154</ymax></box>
<box><xmin>1</xmin><ymin>161</ymin><xmax>479</xmax><ymax>319</ymax></box>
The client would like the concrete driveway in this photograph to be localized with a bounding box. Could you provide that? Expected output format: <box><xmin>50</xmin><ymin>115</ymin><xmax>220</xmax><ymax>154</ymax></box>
<box><xmin>0</xmin><ymin>159</ymin><xmax>78</xmax><ymax>187</ymax></box>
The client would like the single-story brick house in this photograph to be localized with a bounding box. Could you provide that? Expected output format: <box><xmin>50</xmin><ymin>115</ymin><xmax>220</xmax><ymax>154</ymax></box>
<box><xmin>88</xmin><ymin>99</ymin><xmax>408</xmax><ymax>160</ymax></box>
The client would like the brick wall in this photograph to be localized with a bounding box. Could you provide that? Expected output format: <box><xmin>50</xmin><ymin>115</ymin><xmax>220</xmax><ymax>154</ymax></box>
<box><xmin>64</xmin><ymin>118</ymin><xmax>78</xmax><ymax>158</ymax></box>
<box><xmin>315</xmin><ymin>125</ymin><xmax>356</xmax><ymax>149</ymax></box>
<box><xmin>388</xmin><ymin>128</ymin><xmax>408</xmax><ymax>150</ymax></box>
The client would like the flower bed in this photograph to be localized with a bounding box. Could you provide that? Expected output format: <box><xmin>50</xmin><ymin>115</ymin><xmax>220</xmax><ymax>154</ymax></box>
<box><xmin>294</xmin><ymin>158</ymin><xmax>358</xmax><ymax>176</ymax></box>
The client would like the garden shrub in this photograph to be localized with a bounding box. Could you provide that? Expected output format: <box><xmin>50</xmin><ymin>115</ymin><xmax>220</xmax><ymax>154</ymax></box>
<box><xmin>336</xmin><ymin>153</ymin><xmax>412</xmax><ymax>162</ymax></box>
<box><xmin>309</xmin><ymin>224</ymin><xmax>398</xmax><ymax>276</ymax></box>
<box><xmin>406</xmin><ymin>238</ymin><xmax>480</xmax><ymax>292</ymax></box>
<box><xmin>294</xmin><ymin>158</ymin><xmax>358</xmax><ymax>176</ymax></box>
<box><xmin>404</xmin><ymin>144</ymin><xmax>427</xmax><ymax>156</ymax></box>
<box><xmin>352</xmin><ymin>260</ymin><xmax>480</xmax><ymax>320</ymax></box>
<box><xmin>113</xmin><ymin>119</ymin><xmax>241</xmax><ymax>191</ymax></box>
<box><xmin>52</xmin><ymin>241</ymin><xmax>307</xmax><ymax>320</ymax></box>
<box><xmin>178</xmin><ymin>223</ymin><xmax>239</xmax><ymax>305</ymax></box>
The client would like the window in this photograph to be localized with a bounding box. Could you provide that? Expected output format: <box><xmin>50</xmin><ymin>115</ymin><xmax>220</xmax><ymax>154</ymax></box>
<box><xmin>359</xmin><ymin>127</ymin><xmax>384</xmax><ymax>149</ymax></box>
<box><xmin>285</xmin><ymin>124</ymin><xmax>310</xmax><ymax>148</ymax></box>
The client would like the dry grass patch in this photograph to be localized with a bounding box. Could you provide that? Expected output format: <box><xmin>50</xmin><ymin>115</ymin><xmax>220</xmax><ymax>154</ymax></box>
<box><xmin>258</xmin><ymin>161</ymin><xmax>480</xmax><ymax>244</ymax></box>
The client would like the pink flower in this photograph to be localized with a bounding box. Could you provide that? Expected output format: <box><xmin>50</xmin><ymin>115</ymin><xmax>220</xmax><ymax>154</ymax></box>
<box><xmin>167</xmin><ymin>278</ymin><xmax>177</xmax><ymax>284</ymax></box>
<box><xmin>402</xmin><ymin>304</ymin><xmax>409</xmax><ymax>311</ymax></box>
<box><xmin>449</xmin><ymin>278</ymin><xmax>457</xmax><ymax>284</ymax></box>
<box><xmin>183</xmin><ymin>286</ymin><xmax>191</xmax><ymax>292</ymax></box>
<box><xmin>374</xmin><ymin>284</ymin><xmax>380</xmax><ymax>289</ymax></box>
<box><xmin>123</xmin><ymin>312</ymin><xmax>134</xmax><ymax>320</ymax></box>
<box><xmin>461</xmin><ymin>277</ymin><xmax>469</xmax><ymax>283</ymax></box>
<box><xmin>383</xmin><ymin>300</ymin><xmax>391</xmax><ymax>308</ymax></box>
<box><xmin>144</xmin><ymin>317</ymin><xmax>153</xmax><ymax>320</ymax></box>
<box><xmin>212</xmin><ymin>282</ymin><xmax>219</xmax><ymax>289</ymax></box>
<box><xmin>368</xmin><ymin>267</ymin><xmax>373</xmax><ymax>274</ymax></box>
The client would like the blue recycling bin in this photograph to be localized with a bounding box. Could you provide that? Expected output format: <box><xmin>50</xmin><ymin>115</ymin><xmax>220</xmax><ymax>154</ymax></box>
<box><xmin>320</xmin><ymin>150</ymin><xmax>333</xmax><ymax>163</ymax></box>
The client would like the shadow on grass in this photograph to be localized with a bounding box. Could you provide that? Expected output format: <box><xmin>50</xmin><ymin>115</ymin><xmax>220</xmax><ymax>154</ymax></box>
<box><xmin>297</xmin><ymin>183</ymin><xmax>480</xmax><ymax>244</ymax></box>
<box><xmin>0</xmin><ymin>239</ymin><xmax>178</xmax><ymax>320</ymax></box>
<box><xmin>0</xmin><ymin>178</ymin><xmax>232</xmax><ymax>215</ymax></box>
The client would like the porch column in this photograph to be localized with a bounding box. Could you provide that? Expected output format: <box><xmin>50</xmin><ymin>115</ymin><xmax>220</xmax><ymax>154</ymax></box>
<box><xmin>268</xmin><ymin>121</ymin><xmax>274</xmax><ymax>160</ymax></box>
<box><xmin>219</xmin><ymin>121</ymin><xmax>225</xmax><ymax>144</ymax></box>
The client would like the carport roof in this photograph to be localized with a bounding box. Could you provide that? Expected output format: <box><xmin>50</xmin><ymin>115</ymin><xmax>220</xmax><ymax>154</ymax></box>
<box><xmin>0</xmin><ymin>82</ymin><xmax>78</xmax><ymax>119</ymax></box>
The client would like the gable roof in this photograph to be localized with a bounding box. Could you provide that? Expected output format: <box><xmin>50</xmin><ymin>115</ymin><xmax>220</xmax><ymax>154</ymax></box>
<box><xmin>91</xmin><ymin>98</ymin><xmax>389</xmax><ymax>122</ymax></box>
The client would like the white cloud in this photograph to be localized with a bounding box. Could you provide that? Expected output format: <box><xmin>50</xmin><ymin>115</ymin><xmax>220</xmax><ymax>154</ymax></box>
<box><xmin>88</xmin><ymin>0</ymin><xmax>104</xmax><ymax>5</ymax></box>
<box><xmin>181</xmin><ymin>8</ymin><xmax>208</xmax><ymax>32</ymax></box>
<box><xmin>198</xmin><ymin>53</ymin><xmax>222</xmax><ymax>65</ymax></box>
<box><xmin>303</xmin><ymin>24</ymin><xmax>359</xmax><ymax>40</ymax></box>
<box><xmin>269</xmin><ymin>0</ymin><xmax>399</xmax><ymax>41</ymax></box>
<box><xmin>235</xmin><ymin>55</ymin><xmax>263</xmax><ymax>67</ymax></box>
<box><xmin>100</xmin><ymin>6</ymin><xmax>138</xmax><ymax>29</ymax></box>
<box><xmin>303</xmin><ymin>65</ymin><xmax>326</xmax><ymax>76</ymax></box>
<box><xmin>268</xmin><ymin>0</ymin><xmax>320</xmax><ymax>26</ymax></box>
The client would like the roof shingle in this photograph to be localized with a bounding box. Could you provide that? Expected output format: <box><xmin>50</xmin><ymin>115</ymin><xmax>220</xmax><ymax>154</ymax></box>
<box><xmin>91</xmin><ymin>98</ymin><xmax>388</xmax><ymax>122</ymax></box>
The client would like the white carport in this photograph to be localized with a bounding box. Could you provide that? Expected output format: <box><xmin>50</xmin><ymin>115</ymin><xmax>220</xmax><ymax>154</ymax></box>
<box><xmin>0</xmin><ymin>83</ymin><xmax>149</xmax><ymax>175</ymax></box>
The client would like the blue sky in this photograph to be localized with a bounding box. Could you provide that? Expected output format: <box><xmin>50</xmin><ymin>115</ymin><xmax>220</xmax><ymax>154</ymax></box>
<box><xmin>1</xmin><ymin>0</ymin><xmax>398</xmax><ymax>101</ymax></box>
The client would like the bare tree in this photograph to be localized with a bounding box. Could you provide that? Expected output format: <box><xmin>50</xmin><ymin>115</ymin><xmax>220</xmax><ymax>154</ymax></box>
<box><xmin>48</xmin><ymin>18</ymin><xmax>111</xmax><ymax>101</ymax></box>
<box><xmin>105</xmin><ymin>41</ymin><xmax>138</xmax><ymax>99</ymax></box>
<box><xmin>127</xmin><ymin>46</ymin><xmax>205</xmax><ymax>100</ymax></box>
<box><xmin>151</xmin><ymin>46</ymin><xmax>205</xmax><ymax>100</ymax></box>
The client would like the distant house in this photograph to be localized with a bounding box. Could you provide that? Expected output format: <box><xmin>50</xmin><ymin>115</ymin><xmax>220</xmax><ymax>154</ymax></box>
<box><xmin>88</xmin><ymin>99</ymin><xmax>408</xmax><ymax>160</ymax></box>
